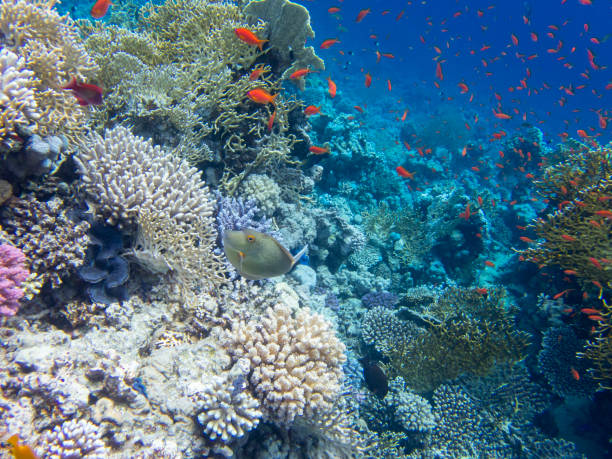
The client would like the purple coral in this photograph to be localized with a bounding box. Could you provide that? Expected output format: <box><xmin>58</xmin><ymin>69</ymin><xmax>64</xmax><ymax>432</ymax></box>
<box><xmin>0</xmin><ymin>244</ymin><xmax>29</xmax><ymax>316</ymax></box>
<box><xmin>361</xmin><ymin>291</ymin><xmax>399</xmax><ymax>309</ymax></box>
<box><xmin>215</xmin><ymin>194</ymin><xmax>281</xmax><ymax>245</ymax></box>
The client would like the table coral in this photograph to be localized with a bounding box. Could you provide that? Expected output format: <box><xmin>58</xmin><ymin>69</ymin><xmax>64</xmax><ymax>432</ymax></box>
<box><xmin>0</xmin><ymin>243</ymin><xmax>29</xmax><ymax>316</ymax></box>
<box><xmin>222</xmin><ymin>303</ymin><xmax>346</xmax><ymax>424</ymax></box>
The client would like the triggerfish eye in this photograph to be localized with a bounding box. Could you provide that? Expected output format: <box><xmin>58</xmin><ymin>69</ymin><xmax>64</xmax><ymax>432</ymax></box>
<box><xmin>246</xmin><ymin>235</ymin><xmax>256</xmax><ymax>242</ymax></box>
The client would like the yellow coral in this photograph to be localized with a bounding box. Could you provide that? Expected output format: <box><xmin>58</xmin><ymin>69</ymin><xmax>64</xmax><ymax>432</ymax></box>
<box><xmin>521</xmin><ymin>141</ymin><xmax>612</xmax><ymax>290</ymax></box>
<box><xmin>580</xmin><ymin>299</ymin><xmax>612</xmax><ymax>391</ymax></box>
<box><xmin>0</xmin><ymin>0</ymin><xmax>98</xmax><ymax>144</ymax></box>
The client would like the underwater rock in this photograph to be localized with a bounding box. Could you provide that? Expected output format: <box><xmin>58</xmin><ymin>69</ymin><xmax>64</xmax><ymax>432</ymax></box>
<box><xmin>4</xmin><ymin>134</ymin><xmax>68</xmax><ymax>178</ymax></box>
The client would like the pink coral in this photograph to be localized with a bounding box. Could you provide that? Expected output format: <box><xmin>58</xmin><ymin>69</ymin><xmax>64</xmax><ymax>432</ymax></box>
<box><xmin>0</xmin><ymin>243</ymin><xmax>29</xmax><ymax>316</ymax></box>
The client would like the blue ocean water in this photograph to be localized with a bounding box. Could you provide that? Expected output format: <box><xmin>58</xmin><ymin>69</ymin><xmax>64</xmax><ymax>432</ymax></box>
<box><xmin>1</xmin><ymin>0</ymin><xmax>611</xmax><ymax>457</ymax></box>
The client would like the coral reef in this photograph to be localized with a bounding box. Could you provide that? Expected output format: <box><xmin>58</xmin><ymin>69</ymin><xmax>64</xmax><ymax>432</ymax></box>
<box><xmin>37</xmin><ymin>418</ymin><xmax>110</xmax><ymax>458</ymax></box>
<box><xmin>0</xmin><ymin>243</ymin><xmax>29</xmax><ymax>316</ymax></box>
<box><xmin>237</xmin><ymin>173</ymin><xmax>281</xmax><ymax>216</ymax></box>
<box><xmin>521</xmin><ymin>141</ymin><xmax>611</xmax><ymax>289</ymax></box>
<box><xmin>538</xmin><ymin>325</ymin><xmax>598</xmax><ymax>397</ymax></box>
<box><xmin>75</xmin><ymin>125</ymin><xmax>215</xmax><ymax>229</ymax></box>
<box><xmin>222</xmin><ymin>302</ymin><xmax>346</xmax><ymax>424</ymax></box>
<box><xmin>0</xmin><ymin>194</ymin><xmax>90</xmax><ymax>288</ymax></box>
<box><xmin>244</xmin><ymin>0</ymin><xmax>325</xmax><ymax>88</ymax></box>
<box><xmin>581</xmin><ymin>299</ymin><xmax>612</xmax><ymax>390</ymax></box>
<box><xmin>0</xmin><ymin>0</ymin><xmax>98</xmax><ymax>148</ymax></box>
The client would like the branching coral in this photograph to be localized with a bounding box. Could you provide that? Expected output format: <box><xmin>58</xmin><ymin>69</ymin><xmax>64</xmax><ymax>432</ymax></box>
<box><xmin>0</xmin><ymin>243</ymin><xmax>29</xmax><ymax>316</ymax></box>
<box><xmin>580</xmin><ymin>299</ymin><xmax>612</xmax><ymax>391</ymax></box>
<box><xmin>222</xmin><ymin>303</ymin><xmax>346</xmax><ymax>424</ymax></box>
<box><xmin>521</xmin><ymin>141</ymin><xmax>611</xmax><ymax>290</ymax></box>
<box><xmin>382</xmin><ymin>287</ymin><xmax>529</xmax><ymax>392</ymax></box>
<box><xmin>75</xmin><ymin>126</ymin><xmax>215</xmax><ymax>229</ymax></box>
<box><xmin>0</xmin><ymin>195</ymin><xmax>89</xmax><ymax>288</ymax></box>
<box><xmin>0</xmin><ymin>0</ymin><xmax>98</xmax><ymax>146</ymax></box>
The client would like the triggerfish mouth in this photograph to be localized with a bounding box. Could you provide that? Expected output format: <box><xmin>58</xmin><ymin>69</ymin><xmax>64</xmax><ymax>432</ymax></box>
<box><xmin>223</xmin><ymin>229</ymin><xmax>307</xmax><ymax>280</ymax></box>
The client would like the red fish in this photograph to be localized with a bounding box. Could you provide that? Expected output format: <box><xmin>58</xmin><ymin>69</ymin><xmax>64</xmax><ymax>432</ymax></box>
<box><xmin>249</xmin><ymin>64</ymin><xmax>268</xmax><ymax>81</ymax></box>
<box><xmin>309</xmin><ymin>145</ymin><xmax>329</xmax><ymax>155</ymax></box>
<box><xmin>364</xmin><ymin>73</ymin><xmax>372</xmax><ymax>88</ymax></box>
<box><xmin>234</xmin><ymin>28</ymin><xmax>267</xmax><ymax>51</ymax></box>
<box><xmin>594</xmin><ymin>210</ymin><xmax>612</xmax><ymax>218</ymax></box>
<box><xmin>435</xmin><ymin>62</ymin><xmax>444</xmax><ymax>80</ymax></box>
<box><xmin>267</xmin><ymin>109</ymin><xmax>275</xmax><ymax>132</ymax></box>
<box><xmin>396</xmin><ymin>166</ymin><xmax>414</xmax><ymax>179</ymax></box>
<box><xmin>520</xmin><ymin>236</ymin><xmax>534</xmax><ymax>243</ymax></box>
<box><xmin>62</xmin><ymin>76</ymin><xmax>103</xmax><ymax>105</ymax></box>
<box><xmin>458</xmin><ymin>82</ymin><xmax>469</xmax><ymax>93</ymax></box>
<box><xmin>355</xmin><ymin>8</ymin><xmax>371</xmax><ymax>23</ymax></box>
<box><xmin>290</xmin><ymin>68</ymin><xmax>317</xmax><ymax>80</ymax></box>
<box><xmin>570</xmin><ymin>368</ymin><xmax>580</xmax><ymax>381</ymax></box>
<box><xmin>459</xmin><ymin>203</ymin><xmax>471</xmax><ymax>220</ymax></box>
<box><xmin>484</xmin><ymin>260</ymin><xmax>495</xmax><ymax>267</ymax></box>
<box><xmin>328</xmin><ymin>7</ymin><xmax>340</xmax><ymax>14</ymax></box>
<box><xmin>320</xmin><ymin>38</ymin><xmax>340</xmax><ymax>49</ymax></box>
<box><xmin>327</xmin><ymin>77</ymin><xmax>337</xmax><ymax>98</ymax></box>
<box><xmin>494</xmin><ymin>111</ymin><xmax>512</xmax><ymax>119</ymax></box>
<box><xmin>247</xmin><ymin>88</ymin><xmax>277</xmax><ymax>105</ymax></box>
<box><xmin>560</xmin><ymin>234</ymin><xmax>577</xmax><ymax>242</ymax></box>
<box><xmin>304</xmin><ymin>105</ymin><xmax>321</xmax><ymax>116</ymax></box>
<box><xmin>91</xmin><ymin>0</ymin><xmax>112</xmax><ymax>19</ymax></box>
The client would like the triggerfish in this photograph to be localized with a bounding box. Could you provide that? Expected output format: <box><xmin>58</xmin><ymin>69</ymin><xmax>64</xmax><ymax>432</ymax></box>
<box><xmin>223</xmin><ymin>229</ymin><xmax>307</xmax><ymax>280</ymax></box>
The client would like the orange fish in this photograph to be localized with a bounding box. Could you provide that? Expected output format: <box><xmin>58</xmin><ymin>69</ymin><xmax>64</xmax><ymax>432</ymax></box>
<box><xmin>327</xmin><ymin>76</ymin><xmax>337</xmax><ymax>98</ymax></box>
<box><xmin>484</xmin><ymin>260</ymin><xmax>495</xmax><ymax>267</ymax></box>
<box><xmin>234</xmin><ymin>28</ymin><xmax>267</xmax><ymax>51</ymax></box>
<box><xmin>320</xmin><ymin>38</ymin><xmax>340</xmax><ymax>49</ymax></box>
<box><xmin>355</xmin><ymin>8</ymin><xmax>371</xmax><ymax>23</ymax></box>
<box><xmin>328</xmin><ymin>7</ymin><xmax>340</xmax><ymax>14</ymax></box>
<box><xmin>267</xmin><ymin>109</ymin><xmax>275</xmax><ymax>132</ymax></box>
<box><xmin>309</xmin><ymin>145</ymin><xmax>329</xmax><ymax>155</ymax></box>
<box><xmin>560</xmin><ymin>234</ymin><xmax>577</xmax><ymax>242</ymax></box>
<box><xmin>458</xmin><ymin>82</ymin><xmax>469</xmax><ymax>93</ymax></box>
<box><xmin>304</xmin><ymin>105</ymin><xmax>321</xmax><ymax>116</ymax></box>
<box><xmin>589</xmin><ymin>257</ymin><xmax>603</xmax><ymax>269</ymax></box>
<box><xmin>594</xmin><ymin>210</ymin><xmax>612</xmax><ymax>218</ymax></box>
<box><xmin>475</xmin><ymin>287</ymin><xmax>488</xmax><ymax>295</ymax></box>
<box><xmin>249</xmin><ymin>64</ymin><xmax>268</xmax><ymax>81</ymax></box>
<box><xmin>494</xmin><ymin>111</ymin><xmax>512</xmax><ymax>119</ymax></box>
<box><xmin>90</xmin><ymin>0</ymin><xmax>112</xmax><ymax>19</ymax></box>
<box><xmin>5</xmin><ymin>434</ymin><xmax>39</xmax><ymax>459</ymax></box>
<box><xmin>364</xmin><ymin>73</ymin><xmax>372</xmax><ymax>88</ymax></box>
<box><xmin>520</xmin><ymin>236</ymin><xmax>534</xmax><ymax>243</ymax></box>
<box><xmin>577</xmin><ymin>129</ymin><xmax>588</xmax><ymax>138</ymax></box>
<box><xmin>459</xmin><ymin>203</ymin><xmax>471</xmax><ymax>220</ymax></box>
<box><xmin>396</xmin><ymin>166</ymin><xmax>414</xmax><ymax>179</ymax></box>
<box><xmin>563</xmin><ymin>269</ymin><xmax>578</xmax><ymax>275</ymax></box>
<box><xmin>570</xmin><ymin>368</ymin><xmax>580</xmax><ymax>381</ymax></box>
<box><xmin>247</xmin><ymin>88</ymin><xmax>277</xmax><ymax>105</ymax></box>
<box><xmin>290</xmin><ymin>68</ymin><xmax>317</xmax><ymax>80</ymax></box>
<box><xmin>581</xmin><ymin>308</ymin><xmax>601</xmax><ymax>315</ymax></box>
<box><xmin>435</xmin><ymin>62</ymin><xmax>444</xmax><ymax>80</ymax></box>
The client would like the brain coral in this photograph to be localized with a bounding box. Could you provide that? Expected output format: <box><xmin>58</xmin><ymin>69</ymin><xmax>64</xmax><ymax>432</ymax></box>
<box><xmin>75</xmin><ymin>126</ymin><xmax>215</xmax><ymax>228</ymax></box>
<box><xmin>222</xmin><ymin>303</ymin><xmax>346</xmax><ymax>424</ymax></box>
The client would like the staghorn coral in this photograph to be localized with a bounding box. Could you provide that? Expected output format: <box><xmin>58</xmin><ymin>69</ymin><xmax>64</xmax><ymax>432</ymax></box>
<box><xmin>37</xmin><ymin>418</ymin><xmax>110</xmax><ymax>458</ymax></box>
<box><xmin>0</xmin><ymin>0</ymin><xmax>98</xmax><ymax>145</ymax></box>
<box><xmin>361</xmin><ymin>306</ymin><xmax>424</xmax><ymax>355</ymax></box>
<box><xmin>521</xmin><ymin>141</ymin><xmax>611</xmax><ymax>290</ymax></box>
<box><xmin>75</xmin><ymin>125</ymin><xmax>215</xmax><ymax>229</ymax></box>
<box><xmin>0</xmin><ymin>243</ymin><xmax>29</xmax><ymax>316</ymax></box>
<box><xmin>244</xmin><ymin>0</ymin><xmax>325</xmax><ymax>88</ymax></box>
<box><xmin>222</xmin><ymin>302</ymin><xmax>346</xmax><ymax>425</ymax></box>
<box><xmin>0</xmin><ymin>194</ymin><xmax>89</xmax><ymax>288</ymax></box>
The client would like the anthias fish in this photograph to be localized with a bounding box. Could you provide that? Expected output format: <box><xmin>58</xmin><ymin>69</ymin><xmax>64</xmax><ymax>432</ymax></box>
<box><xmin>223</xmin><ymin>229</ymin><xmax>307</xmax><ymax>280</ymax></box>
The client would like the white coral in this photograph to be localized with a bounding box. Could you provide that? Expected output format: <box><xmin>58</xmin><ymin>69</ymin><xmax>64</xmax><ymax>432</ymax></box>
<box><xmin>188</xmin><ymin>359</ymin><xmax>262</xmax><ymax>444</ymax></box>
<box><xmin>223</xmin><ymin>303</ymin><xmax>346</xmax><ymax>424</ymax></box>
<box><xmin>38</xmin><ymin>418</ymin><xmax>110</xmax><ymax>459</ymax></box>
<box><xmin>75</xmin><ymin>126</ymin><xmax>216</xmax><ymax>227</ymax></box>
<box><xmin>0</xmin><ymin>48</ymin><xmax>39</xmax><ymax>139</ymax></box>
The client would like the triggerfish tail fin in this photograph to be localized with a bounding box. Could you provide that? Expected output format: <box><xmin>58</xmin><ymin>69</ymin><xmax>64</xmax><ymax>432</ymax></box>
<box><xmin>291</xmin><ymin>245</ymin><xmax>308</xmax><ymax>268</ymax></box>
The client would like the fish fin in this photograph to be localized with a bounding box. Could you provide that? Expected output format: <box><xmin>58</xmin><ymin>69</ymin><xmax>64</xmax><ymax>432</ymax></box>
<box><xmin>291</xmin><ymin>245</ymin><xmax>308</xmax><ymax>267</ymax></box>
